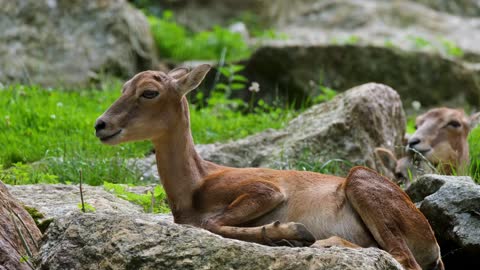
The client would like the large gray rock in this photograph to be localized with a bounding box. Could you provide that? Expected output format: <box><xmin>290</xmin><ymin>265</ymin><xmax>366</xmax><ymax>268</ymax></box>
<box><xmin>413</xmin><ymin>0</ymin><xmax>480</xmax><ymax>17</ymax></box>
<box><xmin>0</xmin><ymin>181</ymin><xmax>42</xmax><ymax>270</ymax></box>
<box><xmin>158</xmin><ymin>0</ymin><xmax>317</xmax><ymax>31</ymax></box>
<box><xmin>281</xmin><ymin>0</ymin><xmax>480</xmax><ymax>58</ymax></box>
<box><xmin>6</xmin><ymin>184</ymin><xmax>144</xmax><ymax>222</ymax></box>
<box><xmin>136</xmin><ymin>83</ymin><xmax>405</xmax><ymax>180</ymax></box>
<box><xmin>36</xmin><ymin>212</ymin><xmax>402</xmax><ymax>270</ymax></box>
<box><xmin>242</xmin><ymin>43</ymin><xmax>480</xmax><ymax>107</ymax></box>
<box><xmin>406</xmin><ymin>174</ymin><xmax>480</xmax><ymax>269</ymax></box>
<box><xmin>0</xmin><ymin>0</ymin><xmax>156</xmax><ymax>87</ymax></box>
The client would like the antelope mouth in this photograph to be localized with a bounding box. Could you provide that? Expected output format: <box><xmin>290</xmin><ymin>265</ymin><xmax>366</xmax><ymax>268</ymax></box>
<box><xmin>407</xmin><ymin>146</ymin><xmax>431</xmax><ymax>157</ymax></box>
<box><xmin>99</xmin><ymin>129</ymin><xmax>122</xmax><ymax>142</ymax></box>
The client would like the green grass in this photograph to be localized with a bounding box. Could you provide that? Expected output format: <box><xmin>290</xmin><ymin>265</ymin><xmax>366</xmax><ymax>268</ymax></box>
<box><xmin>148</xmin><ymin>11</ymin><xmax>251</xmax><ymax>61</ymax></box>
<box><xmin>0</xmin><ymin>84</ymin><xmax>296</xmax><ymax>185</ymax></box>
<box><xmin>103</xmin><ymin>182</ymin><xmax>170</xmax><ymax>213</ymax></box>
<box><xmin>468</xmin><ymin>125</ymin><xmax>480</xmax><ymax>183</ymax></box>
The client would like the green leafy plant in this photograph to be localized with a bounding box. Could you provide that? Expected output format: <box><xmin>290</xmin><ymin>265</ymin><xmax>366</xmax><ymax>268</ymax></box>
<box><xmin>0</xmin><ymin>163</ymin><xmax>58</xmax><ymax>185</ymax></box>
<box><xmin>148</xmin><ymin>11</ymin><xmax>250</xmax><ymax>61</ymax></box>
<box><xmin>103</xmin><ymin>182</ymin><xmax>170</xmax><ymax>213</ymax></box>
<box><xmin>312</xmin><ymin>86</ymin><xmax>337</xmax><ymax>104</ymax></box>
<box><xmin>77</xmin><ymin>202</ymin><xmax>96</xmax><ymax>213</ymax></box>
<box><xmin>468</xmin><ymin>125</ymin><xmax>480</xmax><ymax>183</ymax></box>
<box><xmin>439</xmin><ymin>38</ymin><xmax>464</xmax><ymax>58</ymax></box>
<box><xmin>409</xmin><ymin>36</ymin><xmax>431</xmax><ymax>49</ymax></box>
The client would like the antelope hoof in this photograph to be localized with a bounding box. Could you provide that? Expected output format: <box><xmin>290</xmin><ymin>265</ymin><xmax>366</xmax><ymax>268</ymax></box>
<box><xmin>287</xmin><ymin>222</ymin><xmax>316</xmax><ymax>245</ymax></box>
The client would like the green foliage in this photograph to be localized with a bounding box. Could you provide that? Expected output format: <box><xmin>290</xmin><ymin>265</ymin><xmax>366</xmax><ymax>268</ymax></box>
<box><xmin>312</xmin><ymin>86</ymin><xmax>337</xmax><ymax>104</ymax></box>
<box><xmin>409</xmin><ymin>36</ymin><xmax>432</xmax><ymax>49</ymax></box>
<box><xmin>192</xmin><ymin>64</ymin><xmax>295</xmax><ymax>142</ymax></box>
<box><xmin>0</xmin><ymin>83</ymin><xmax>297</xmax><ymax>185</ymax></box>
<box><xmin>0</xmin><ymin>163</ymin><xmax>58</xmax><ymax>185</ymax></box>
<box><xmin>279</xmin><ymin>148</ymin><xmax>354</xmax><ymax>177</ymax></box>
<box><xmin>148</xmin><ymin>11</ymin><xmax>250</xmax><ymax>61</ymax></box>
<box><xmin>77</xmin><ymin>202</ymin><xmax>96</xmax><ymax>213</ymax></box>
<box><xmin>345</xmin><ymin>35</ymin><xmax>360</xmax><ymax>45</ymax></box>
<box><xmin>406</xmin><ymin>116</ymin><xmax>417</xmax><ymax>134</ymax></box>
<box><xmin>439</xmin><ymin>38</ymin><xmax>464</xmax><ymax>58</ymax></box>
<box><xmin>103</xmin><ymin>182</ymin><xmax>170</xmax><ymax>213</ymax></box>
<box><xmin>23</xmin><ymin>205</ymin><xmax>52</xmax><ymax>233</ymax></box>
<box><xmin>468</xmin><ymin>126</ymin><xmax>480</xmax><ymax>183</ymax></box>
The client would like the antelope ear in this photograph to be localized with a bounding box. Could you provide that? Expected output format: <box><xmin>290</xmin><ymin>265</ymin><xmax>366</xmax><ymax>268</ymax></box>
<box><xmin>168</xmin><ymin>67</ymin><xmax>189</xmax><ymax>79</ymax></box>
<box><xmin>374</xmin><ymin>147</ymin><xmax>398</xmax><ymax>173</ymax></box>
<box><xmin>175</xmin><ymin>64</ymin><xmax>211</xmax><ymax>96</ymax></box>
<box><xmin>469</xmin><ymin>112</ymin><xmax>480</xmax><ymax>130</ymax></box>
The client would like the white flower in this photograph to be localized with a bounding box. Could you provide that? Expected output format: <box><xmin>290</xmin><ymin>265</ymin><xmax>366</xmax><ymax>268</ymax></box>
<box><xmin>56</xmin><ymin>102</ymin><xmax>63</xmax><ymax>107</ymax></box>
<box><xmin>50</xmin><ymin>114</ymin><xmax>56</xmax><ymax>119</ymax></box>
<box><xmin>412</xmin><ymin>101</ymin><xmax>421</xmax><ymax>111</ymax></box>
<box><xmin>248</xmin><ymin>82</ymin><xmax>260</xmax><ymax>93</ymax></box>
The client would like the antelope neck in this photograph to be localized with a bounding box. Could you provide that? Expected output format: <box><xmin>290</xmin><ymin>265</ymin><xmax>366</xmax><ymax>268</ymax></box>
<box><xmin>152</xmin><ymin>98</ymin><xmax>210</xmax><ymax>215</ymax></box>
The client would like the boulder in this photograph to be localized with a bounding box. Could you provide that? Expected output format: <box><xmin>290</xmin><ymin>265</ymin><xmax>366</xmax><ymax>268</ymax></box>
<box><xmin>157</xmin><ymin>0</ymin><xmax>317</xmax><ymax>31</ymax></box>
<box><xmin>0</xmin><ymin>0</ymin><xmax>156</xmax><ymax>88</ymax></box>
<box><xmin>413</xmin><ymin>0</ymin><xmax>480</xmax><ymax>17</ymax></box>
<box><xmin>280</xmin><ymin>0</ymin><xmax>480</xmax><ymax>58</ymax></box>
<box><xmin>136</xmin><ymin>83</ymin><xmax>405</xmax><ymax>180</ymax></box>
<box><xmin>36</xmin><ymin>212</ymin><xmax>402</xmax><ymax>270</ymax></box>
<box><xmin>406</xmin><ymin>174</ymin><xmax>480</xmax><ymax>269</ymax></box>
<box><xmin>241</xmin><ymin>43</ymin><xmax>480</xmax><ymax>107</ymax></box>
<box><xmin>6</xmin><ymin>184</ymin><xmax>144</xmax><ymax>221</ymax></box>
<box><xmin>0</xmin><ymin>181</ymin><xmax>42</xmax><ymax>270</ymax></box>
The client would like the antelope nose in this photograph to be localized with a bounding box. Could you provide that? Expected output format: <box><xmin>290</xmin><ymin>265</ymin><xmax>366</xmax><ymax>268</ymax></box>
<box><xmin>95</xmin><ymin>119</ymin><xmax>106</xmax><ymax>131</ymax></box>
<box><xmin>407</xmin><ymin>137</ymin><xmax>421</xmax><ymax>148</ymax></box>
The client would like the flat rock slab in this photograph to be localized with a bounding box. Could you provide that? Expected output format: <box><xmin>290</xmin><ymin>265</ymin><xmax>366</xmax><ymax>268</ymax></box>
<box><xmin>36</xmin><ymin>212</ymin><xmax>402</xmax><ymax>270</ymax></box>
<box><xmin>7</xmin><ymin>184</ymin><xmax>144</xmax><ymax>221</ymax></box>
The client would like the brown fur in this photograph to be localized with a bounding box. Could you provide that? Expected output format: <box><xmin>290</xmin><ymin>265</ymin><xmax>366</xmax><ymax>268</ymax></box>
<box><xmin>95</xmin><ymin>65</ymin><xmax>443</xmax><ymax>270</ymax></box>
<box><xmin>376</xmin><ymin>108</ymin><xmax>479</xmax><ymax>186</ymax></box>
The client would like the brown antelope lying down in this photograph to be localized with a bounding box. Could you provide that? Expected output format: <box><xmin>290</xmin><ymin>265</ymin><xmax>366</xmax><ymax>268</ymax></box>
<box><xmin>376</xmin><ymin>108</ymin><xmax>480</xmax><ymax>187</ymax></box>
<box><xmin>95</xmin><ymin>65</ymin><xmax>443</xmax><ymax>270</ymax></box>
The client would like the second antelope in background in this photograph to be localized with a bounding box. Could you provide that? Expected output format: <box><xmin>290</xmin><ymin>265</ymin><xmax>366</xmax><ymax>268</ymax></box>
<box><xmin>376</xmin><ymin>107</ymin><xmax>480</xmax><ymax>187</ymax></box>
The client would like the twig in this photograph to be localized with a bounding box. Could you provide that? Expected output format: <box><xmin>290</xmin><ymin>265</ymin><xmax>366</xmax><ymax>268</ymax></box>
<box><xmin>8</xmin><ymin>207</ymin><xmax>35</xmax><ymax>269</ymax></box>
<box><xmin>79</xmin><ymin>169</ymin><xmax>85</xmax><ymax>213</ymax></box>
<box><xmin>10</xmin><ymin>207</ymin><xmax>39</xmax><ymax>249</ymax></box>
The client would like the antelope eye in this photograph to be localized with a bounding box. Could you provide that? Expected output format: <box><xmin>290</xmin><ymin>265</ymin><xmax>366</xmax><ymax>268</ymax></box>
<box><xmin>447</xmin><ymin>120</ymin><xmax>461</xmax><ymax>128</ymax></box>
<box><xmin>141</xmin><ymin>90</ymin><xmax>159</xmax><ymax>99</ymax></box>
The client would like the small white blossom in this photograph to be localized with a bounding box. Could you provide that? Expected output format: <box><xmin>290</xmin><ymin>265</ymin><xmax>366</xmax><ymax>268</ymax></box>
<box><xmin>50</xmin><ymin>114</ymin><xmax>56</xmax><ymax>119</ymax></box>
<box><xmin>248</xmin><ymin>82</ymin><xmax>260</xmax><ymax>93</ymax></box>
<box><xmin>56</xmin><ymin>102</ymin><xmax>63</xmax><ymax>107</ymax></box>
<box><xmin>412</xmin><ymin>100</ymin><xmax>421</xmax><ymax>111</ymax></box>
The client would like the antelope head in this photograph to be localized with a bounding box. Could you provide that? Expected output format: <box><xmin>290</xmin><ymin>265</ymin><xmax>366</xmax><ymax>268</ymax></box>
<box><xmin>94</xmin><ymin>64</ymin><xmax>211</xmax><ymax>144</ymax></box>
<box><xmin>407</xmin><ymin>108</ymin><xmax>474</xmax><ymax>173</ymax></box>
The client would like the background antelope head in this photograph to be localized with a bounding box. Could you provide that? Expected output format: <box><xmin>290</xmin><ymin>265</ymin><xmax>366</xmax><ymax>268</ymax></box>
<box><xmin>94</xmin><ymin>65</ymin><xmax>211</xmax><ymax>145</ymax></box>
<box><xmin>407</xmin><ymin>108</ymin><xmax>477</xmax><ymax>174</ymax></box>
<box><xmin>376</xmin><ymin>108</ymin><xmax>480</xmax><ymax>186</ymax></box>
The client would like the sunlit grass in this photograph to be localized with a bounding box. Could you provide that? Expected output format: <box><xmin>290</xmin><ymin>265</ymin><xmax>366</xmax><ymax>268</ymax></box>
<box><xmin>0</xmin><ymin>84</ymin><xmax>296</xmax><ymax>185</ymax></box>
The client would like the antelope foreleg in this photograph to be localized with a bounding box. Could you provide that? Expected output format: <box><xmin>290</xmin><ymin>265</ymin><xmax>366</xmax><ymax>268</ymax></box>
<box><xmin>201</xmin><ymin>184</ymin><xmax>315</xmax><ymax>246</ymax></box>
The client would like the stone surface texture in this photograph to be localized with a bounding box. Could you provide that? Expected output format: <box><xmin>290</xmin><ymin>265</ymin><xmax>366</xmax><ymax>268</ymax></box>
<box><xmin>6</xmin><ymin>184</ymin><xmax>144</xmax><ymax>222</ymax></box>
<box><xmin>0</xmin><ymin>181</ymin><xmax>42</xmax><ymax>270</ymax></box>
<box><xmin>0</xmin><ymin>0</ymin><xmax>156</xmax><ymax>87</ymax></box>
<box><xmin>36</xmin><ymin>212</ymin><xmax>402</xmax><ymax>270</ymax></box>
<box><xmin>406</xmin><ymin>174</ymin><xmax>480</xmax><ymax>269</ymax></box>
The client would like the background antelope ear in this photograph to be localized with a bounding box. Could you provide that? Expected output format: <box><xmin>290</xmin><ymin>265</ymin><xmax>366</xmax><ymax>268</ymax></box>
<box><xmin>168</xmin><ymin>67</ymin><xmax>189</xmax><ymax>79</ymax></box>
<box><xmin>469</xmin><ymin>112</ymin><xmax>480</xmax><ymax>130</ymax></box>
<box><xmin>374</xmin><ymin>147</ymin><xmax>398</xmax><ymax>173</ymax></box>
<box><xmin>175</xmin><ymin>64</ymin><xmax>211</xmax><ymax>96</ymax></box>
